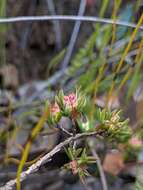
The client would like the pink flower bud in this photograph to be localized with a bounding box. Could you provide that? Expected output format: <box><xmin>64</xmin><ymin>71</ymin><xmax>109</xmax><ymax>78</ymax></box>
<box><xmin>48</xmin><ymin>103</ymin><xmax>62</xmax><ymax>125</ymax></box>
<box><xmin>50</xmin><ymin>103</ymin><xmax>60</xmax><ymax>116</ymax></box>
<box><xmin>69</xmin><ymin>160</ymin><xmax>78</xmax><ymax>174</ymax></box>
<box><xmin>55</xmin><ymin>89</ymin><xmax>86</xmax><ymax>117</ymax></box>
<box><xmin>63</xmin><ymin>93</ymin><xmax>77</xmax><ymax>110</ymax></box>
<box><xmin>129</xmin><ymin>136</ymin><xmax>142</xmax><ymax>148</ymax></box>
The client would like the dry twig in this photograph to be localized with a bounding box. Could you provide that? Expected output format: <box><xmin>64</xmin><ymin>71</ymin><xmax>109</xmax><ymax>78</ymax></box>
<box><xmin>0</xmin><ymin>131</ymin><xmax>103</xmax><ymax>190</ymax></box>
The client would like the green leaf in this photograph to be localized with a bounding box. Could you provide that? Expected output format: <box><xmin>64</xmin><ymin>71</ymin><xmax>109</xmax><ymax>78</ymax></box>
<box><xmin>75</xmin><ymin>148</ymin><xmax>83</xmax><ymax>157</ymax></box>
<box><xmin>65</xmin><ymin>147</ymin><xmax>73</xmax><ymax>160</ymax></box>
<box><xmin>47</xmin><ymin>49</ymin><xmax>66</xmax><ymax>73</ymax></box>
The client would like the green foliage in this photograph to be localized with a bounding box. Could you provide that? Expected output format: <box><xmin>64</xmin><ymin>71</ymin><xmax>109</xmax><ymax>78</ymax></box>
<box><xmin>95</xmin><ymin>108</ymin><xmax>112</xmax><ymax>124</ymax></box>
<box><xmin>65</xmin><ymin>1</ymin><xmax>143</xmax><ymax>103</ymax></box>
<box><xmin>64</xmin><ymin>147</ymin><xmax>96</xmax><ymax>176</ymax></box>
<box><xmin>95</xmin><ymin>109</ymin><xmax>132</xmax><ymax>143</ymax></box>
<box><xmin>46</xmin><ymin>49</ymin><xmax>66</xmax><ymax>74</ymax></box>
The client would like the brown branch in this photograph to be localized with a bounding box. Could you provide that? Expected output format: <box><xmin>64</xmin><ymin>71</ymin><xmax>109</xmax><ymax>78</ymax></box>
<box><xmin>0</xmin><ymin>131</ymin><xmax>103</xmax><ymax>190</ymax></box>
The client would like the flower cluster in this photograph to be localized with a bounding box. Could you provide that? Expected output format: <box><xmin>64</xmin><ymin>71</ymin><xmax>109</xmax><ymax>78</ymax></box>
<box><xmin>123</xmin><ymin>135</ymin><xmax>142</xmax><ymax>162</ymax></box>
<box><xmin>48</xmin><ymin>103</ymin><xmax>62</xmax><ymax>125</ymax></box>
<box><xmin>47</xmin><ymin>89</ymin><xmax>86</xmax><ymax>125</ymax></box>
<box><xmin>55</xmin><ymin>89</ymin><xmax>86</xmax><ymax>117</ymax></box>
<box><xmin>64</xmin><ymin>148</ymin><xmax>96</xmax><ymax>176</ymax></box>
<box><xmin>129</xmin><ymin>136</ymin><xmax>142</xmax><ymax>149</ymax></box>
<box><xmin>63</xmin><ymin>93</ymin><xmax>77</xmax><ymax>111</ymax></box>
<box><xmin>47</xmin><ymin>90</ymin><xmax>132</xmax><ymax>144</ymax></box>
<box><xmin>96</xmin><ymin>109</ymin><xmax>132</xmax><ymax>143</ymax></box>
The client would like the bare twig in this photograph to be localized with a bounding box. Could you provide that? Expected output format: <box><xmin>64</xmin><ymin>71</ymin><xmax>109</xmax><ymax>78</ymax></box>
<box><xmin>89</xmin><ymin>144</ymin><xmax>108</xmax><ymax>190</ymax></box>
<box><xmin>57</xmin><ymin>124</ymin><xmax>73</xmax><ymax>136</ymax></box>
<box><xmin>0</xmin><ymin>131</ymin><xmax>103</xmax><ymax>190</ymax></box>
<box><xmin>61</xmin><ymin>0</ymin><xmax>86</xmax><ymax>69</ymax></box>
<box><xmin>0</xmin><ymin>15</ymin><xmax>142</xmax><ymax>30</ymax></box>
<box><xmin>46</xmin><ymin>0</ymin><xmax>62</xmax><ymax>50</ymax></box>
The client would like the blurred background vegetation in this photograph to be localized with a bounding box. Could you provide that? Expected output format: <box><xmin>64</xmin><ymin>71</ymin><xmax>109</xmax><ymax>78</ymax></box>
<box><xmin>0</xmin><ymin>0</ymin><xmax>143</xmax><ymax>190</ymax></box>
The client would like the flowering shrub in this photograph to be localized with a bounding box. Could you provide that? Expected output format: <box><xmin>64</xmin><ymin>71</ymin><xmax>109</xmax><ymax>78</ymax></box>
<box><xmin>14</xmin><ymin>89</ymin><xmax>142</xmax><ymax>190</ymax></box>
<box><xmin>48</xmin><ymin>90</ymin><xmax>133</xmax><ymax>143</ymax></box>
<box><xmin>44</xmin><ymin>89</ymin><xmax>136</xmax><ymax>179</ymax></box>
